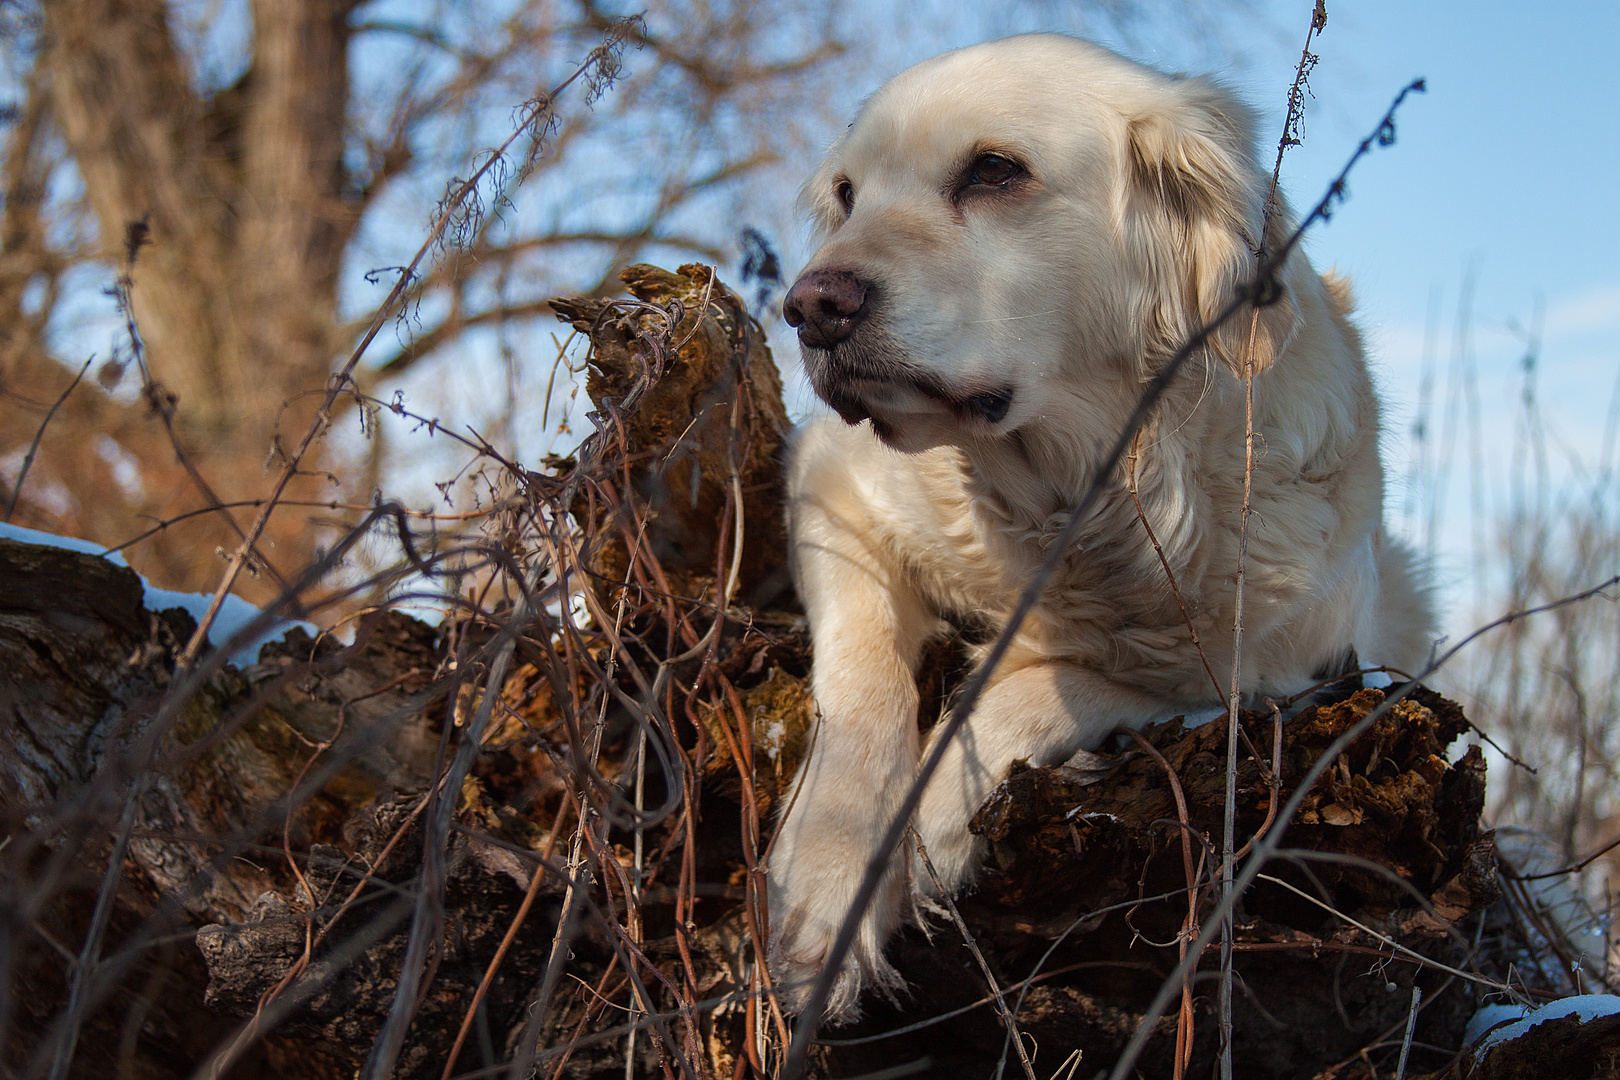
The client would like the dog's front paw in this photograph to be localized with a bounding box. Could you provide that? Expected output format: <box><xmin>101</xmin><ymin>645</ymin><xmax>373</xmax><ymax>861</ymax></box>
<box><xmin>769</xmin><ymin>926</ymin><xmax>861</xmax><ymax>1021</ymax></box>
<box><xmin>767</xmin><ymin>845</ymin><xmax>906</xmax><ymax>1022</ymax></box>
<box><xmin>910</xmin><ymin>815</ymin><xmax>985</xmax><ymax>900</ymax></box>
<box><xmin>912</xmin><ymin>757</ymin><xmax>995</xmax><ymax>897</ymax></box>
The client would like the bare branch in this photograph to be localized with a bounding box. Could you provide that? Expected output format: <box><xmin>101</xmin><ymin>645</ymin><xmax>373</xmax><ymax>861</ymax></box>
<box><xmin>3</xmin><ymin>356</ymin><xmax>89</xmax><ymax>522</ymax></box>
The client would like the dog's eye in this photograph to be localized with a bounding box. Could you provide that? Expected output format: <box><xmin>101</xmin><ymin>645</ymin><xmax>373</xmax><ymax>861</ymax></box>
<box><xmin>968</xmin><ymin>153</ymin><xmax>1022</xmax><ymax>188</ymax></box>
<box><xmin>835</xmin><ymin>178</ymin><xmax>855</xmax><ymax>213</ymax></box>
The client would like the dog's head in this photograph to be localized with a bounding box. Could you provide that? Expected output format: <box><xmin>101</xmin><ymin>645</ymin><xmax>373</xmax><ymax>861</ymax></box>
<box><xmin>784</xmin><ymin>34</ymin><xmax>1298</xmax><ymax>453</ymax></box>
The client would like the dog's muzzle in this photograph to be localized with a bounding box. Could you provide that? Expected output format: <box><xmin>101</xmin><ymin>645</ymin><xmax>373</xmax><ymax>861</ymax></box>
<box><xmin>787</xmin><ymin>267</ymin><xmax>1014</xmax><ymax>433</ymax></box>
<box><xmin>808</xmin><ymin>347</ymin><xmax>1014</xmax><ymax>429</ymax></box>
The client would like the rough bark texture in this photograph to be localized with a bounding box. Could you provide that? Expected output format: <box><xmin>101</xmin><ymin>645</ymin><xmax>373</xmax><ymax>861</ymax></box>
<box><xmin>552</xmin><ymin>263</ymin><xmax>793</xmax><ymax>603</ymax></box>
<box><xmin>2</xmin><ymin>267</ymin><xmax>1605</xmax><ymax>1080</ymax></box>
<box><xmin>0</xmin><ymin>533</ymin><xmax>447</xmax><ymax>1077</ymax></box>
<box><xmin>1437</xmin><ymin>1013</ymin><xmax>1620</xmax><ymax>1080</ymax></box>
<box><xmin>822</xmin><ymin>688</ymin><xmax>1497</xmax><ymax>1079</ymax></box>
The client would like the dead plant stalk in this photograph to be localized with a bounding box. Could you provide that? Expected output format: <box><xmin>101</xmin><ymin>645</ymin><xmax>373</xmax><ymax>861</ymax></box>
<box><xmin>1219</xmin><ymin>7</ymin><xmax>1329</xmax><ymax>1077</ymax></box>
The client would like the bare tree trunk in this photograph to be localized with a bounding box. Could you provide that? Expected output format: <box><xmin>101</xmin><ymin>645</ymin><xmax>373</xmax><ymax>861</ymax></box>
<box><xmin>43</xmin><ymin>0</ymin><xmax>234</xmax><ymax>423</ymax></box>
<box><xmin>1</xmin><ymin>0</ymin><xmax>364</xmax><ymax>601</ymax></box>
<box><xmin>41</xmin><ymin>0</ymin><xmax>356</xmax><ymax>431</ymax></box>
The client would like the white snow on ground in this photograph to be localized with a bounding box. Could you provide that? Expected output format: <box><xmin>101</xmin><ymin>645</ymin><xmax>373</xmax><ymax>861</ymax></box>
<box><xmin>0</xmin><ymin>522</ymin><xmax>317</xmax><ymax>666</ymax></box>
<box><xmin>1466</xmin><ymin>994</ymin><xmax>1620</xmax><ymax>1055</ymax></box>
<box><xmin>0</xmin><ymin>521</ymin><xmax>132</xmax><ymax>566</ymax></box>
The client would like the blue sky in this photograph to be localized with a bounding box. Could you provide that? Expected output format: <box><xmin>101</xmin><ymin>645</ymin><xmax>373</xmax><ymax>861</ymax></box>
<box><xmin>1235</xmin><ymin>0</ymin><xmax>1619</xmax><ymax>332</ymax></box>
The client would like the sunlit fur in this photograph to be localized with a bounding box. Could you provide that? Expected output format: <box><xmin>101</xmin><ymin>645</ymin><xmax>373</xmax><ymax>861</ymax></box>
<box><xmin>767</xmin><ymin>34</ymin><xmax>1434</xmax><ymax>1021</ymax></box>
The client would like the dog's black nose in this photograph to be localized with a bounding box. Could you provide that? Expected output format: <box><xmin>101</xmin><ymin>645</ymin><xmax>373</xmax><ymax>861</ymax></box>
<box><xmin>782</xmin><ymin>269</ymin><xmax>868</xmax><ymax>348</ymax></box>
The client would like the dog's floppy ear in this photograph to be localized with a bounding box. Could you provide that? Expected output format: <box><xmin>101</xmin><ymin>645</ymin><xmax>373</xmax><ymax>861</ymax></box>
<box><xmin>1126</xmin><ymin>79</ymin><xmax>1299</xmax><ymax>376</ymax></box>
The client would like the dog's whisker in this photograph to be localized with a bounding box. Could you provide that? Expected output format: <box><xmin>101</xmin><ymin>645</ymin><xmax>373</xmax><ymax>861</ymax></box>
<box><xmin>964</xmin><ymin>309</ymin><xmax>1062</xmax><ymax>324</ymax></box>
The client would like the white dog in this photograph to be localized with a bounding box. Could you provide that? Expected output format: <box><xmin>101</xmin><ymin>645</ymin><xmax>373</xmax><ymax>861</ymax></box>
<box><xmin>767</xmin><ymin>34</ymin><xmax>1432</xmax><ymax>1020</ymax></box>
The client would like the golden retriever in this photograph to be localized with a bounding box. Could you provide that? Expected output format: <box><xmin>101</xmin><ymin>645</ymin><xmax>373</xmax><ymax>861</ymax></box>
<box><xmin>768</xmin><ymin>34</ymin><xmax>1433</xmax><ymax>1020</ymax></box>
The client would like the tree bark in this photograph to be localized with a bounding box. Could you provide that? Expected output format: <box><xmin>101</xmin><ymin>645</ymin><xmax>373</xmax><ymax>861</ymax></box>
<box><xmin>40</xmin><ymin>0</ymin><xmax>357</xmax><ymax>432</ymax></box>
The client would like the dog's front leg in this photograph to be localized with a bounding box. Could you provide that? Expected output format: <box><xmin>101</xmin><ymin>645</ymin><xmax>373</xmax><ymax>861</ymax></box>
<box><xmin>768</xmin><ymin>477</ymin><xmax>934</xmax><ymax>1022</ymax></box>
<box><xmin>913</xmin><ymin>658</ymin><xmax>1174</xmax><ymax>893</ymax></box>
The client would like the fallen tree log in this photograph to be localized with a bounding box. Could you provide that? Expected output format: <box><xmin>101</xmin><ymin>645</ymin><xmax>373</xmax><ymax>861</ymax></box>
<box><xmin>820</xmin><ymin>686</ymin><xmax>1496</xmax><ymax>1078</ymax></box>
<box><xmin>0</xmin><ymin>266</ymin><xmax>1604</xmax><ymax>1080</ymax></box>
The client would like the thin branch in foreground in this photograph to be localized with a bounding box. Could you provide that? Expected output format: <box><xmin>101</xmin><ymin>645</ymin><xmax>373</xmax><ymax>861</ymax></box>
<box><xmin>1256</xmin><ymin>876</ymin><xmax>1501</xmax><ymax>994</ymax></box>
<box><xmin>1221</xmin><ymin>9</ymin><xmax>1329</xmax><ymax>1076</ymax></box>
<box><xmin>29</xmin><ymin>507</ymin><xmax>446</xmax><ymax>1080</ymax></box>
<box><xmin>1127</xmin><ymin>431</ymin><xmax>1224</xmax><ymax>702</ymax></box>
<box><xmin>111</xmin><ymin>262</ymin><xmax>298</xmax><ymax>596</ymax></box>
<box><xmin>1511</xmin><ymin>832</ymin><xmax>1620</xmax><ymax>882</ymax></box>
<box><xmin>176</xmin><ymin>17</ymin><xmax>642</xmax><ymax>671</ymax></box>
<box><xmin>1117</xmin><ymin>727</ymin><xmax>1205</xmax><ymax>1080</ymax></box>
<box><xmin>910</xmin><ymin>831</ymin><xmax>1038</xmax><ymax>1080</ymax></box>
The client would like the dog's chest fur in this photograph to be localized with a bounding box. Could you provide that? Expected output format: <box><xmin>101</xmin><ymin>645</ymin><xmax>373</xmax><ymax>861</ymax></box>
<box><xmin>863</xmin><ymin>343</ymin><xmax>1384</xmax><ymax>706</ymax></box>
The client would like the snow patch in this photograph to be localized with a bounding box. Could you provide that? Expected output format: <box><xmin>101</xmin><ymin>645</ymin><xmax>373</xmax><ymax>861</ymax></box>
<box><xmin>0</xmin><ymin>522</ymin><xmax>316</xmax><ymax>666</ymax></box>
<box><xmin>0</xmin><ymin>521</ymin><xmax>124</xmax><ymax>564</ymax></box>
<box><xmin>1466</xmin><ymin>994</ymin><xmax>1620</xmax><ymax>1055</ymax></box>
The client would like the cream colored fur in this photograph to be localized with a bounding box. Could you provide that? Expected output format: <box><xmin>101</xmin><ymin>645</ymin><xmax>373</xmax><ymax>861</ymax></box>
<box><xmin>767</xmin><ymin>34</ymin><xmax>1433</xmax><ymax>1021</ymax></box>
